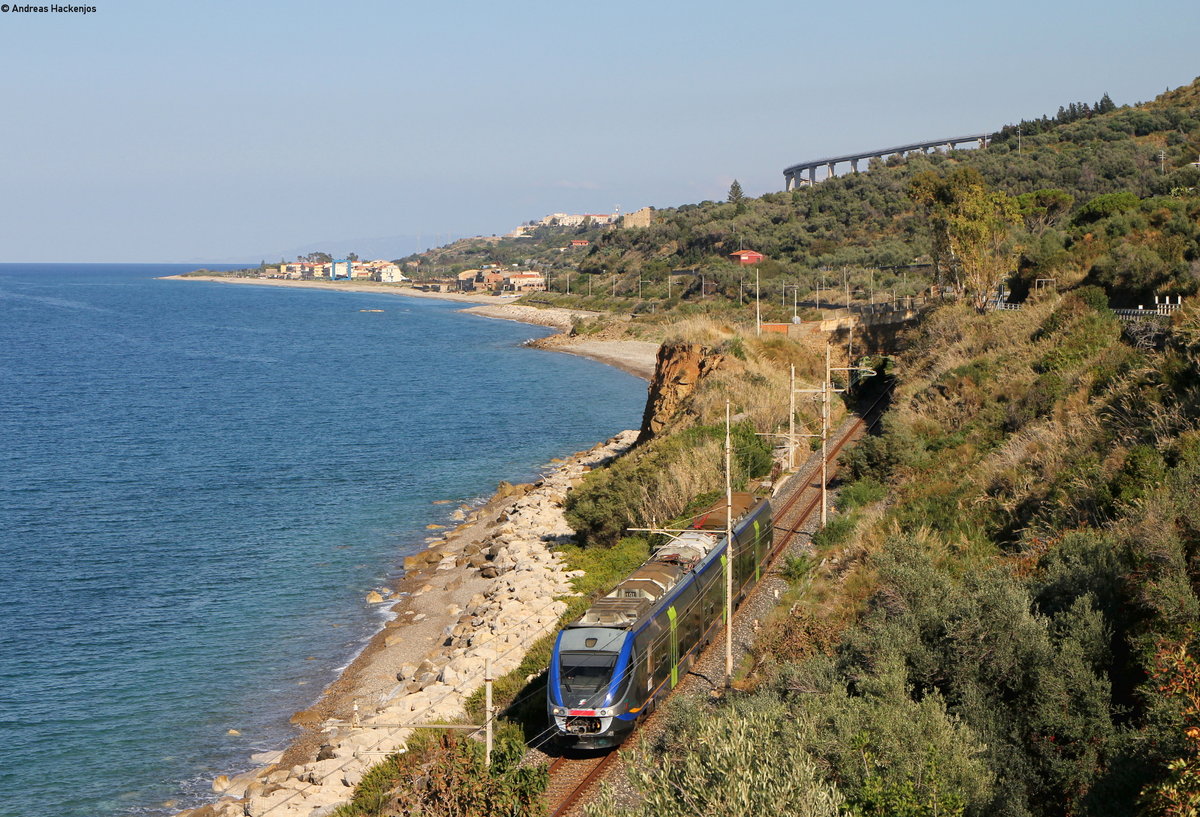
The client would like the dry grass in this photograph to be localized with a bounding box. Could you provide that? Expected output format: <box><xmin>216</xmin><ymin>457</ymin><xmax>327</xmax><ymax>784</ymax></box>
<box><xmin>636</xmin><ymin>437</ymin><xmax>725</xmax><ymax>524</ymax></box>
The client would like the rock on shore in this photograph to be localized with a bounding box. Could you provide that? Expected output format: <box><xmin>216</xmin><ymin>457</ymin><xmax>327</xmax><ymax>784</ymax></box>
<box><xmin>175</xmin><ymin>430</ymin><xmax>637</xmax><ymax>817</ymax></box>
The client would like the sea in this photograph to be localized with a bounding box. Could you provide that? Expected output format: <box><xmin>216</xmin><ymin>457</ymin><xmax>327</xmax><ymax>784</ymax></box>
<box><xmin>0</xmin><ymin>264</ymin><xmax>646</xmax><ymax>817</ymax></box>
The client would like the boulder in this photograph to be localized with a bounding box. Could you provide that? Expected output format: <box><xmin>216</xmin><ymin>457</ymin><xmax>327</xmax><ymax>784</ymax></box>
<box><xmin>250</xmin><ymin>748</ymin><xmax>287</xmax><ymax>763</ymax></box>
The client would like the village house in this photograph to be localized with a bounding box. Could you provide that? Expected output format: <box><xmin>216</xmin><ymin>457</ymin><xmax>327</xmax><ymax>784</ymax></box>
<box><xmin>457</xmin><ymin>270</ymin><xmax>482</xmax><ymax>291</ymax></box>
<box><xmin>729</xmin><ymin>249</ymin><xmax>765</xmax><ymax>265</ymax></box>
<box><xmin>502</xmin><ymin>272</ymin><xmax>546</xmax><ymax>292</ymax></box>
<box><xmin>376</xmin><ymin>263</ymin><xmax>408</xmax><ymax>283</ymax></box>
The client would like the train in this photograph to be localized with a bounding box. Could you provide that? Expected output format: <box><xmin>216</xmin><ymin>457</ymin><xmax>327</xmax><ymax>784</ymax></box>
<box><xmin>547</xmin><ymin>492</ymin><xmax>774</xmax><ymax>748</ymax></box>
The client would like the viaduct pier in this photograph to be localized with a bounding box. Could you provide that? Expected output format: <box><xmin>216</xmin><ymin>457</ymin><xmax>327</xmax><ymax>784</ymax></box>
<box><xmin>783</xmin><ymin>133</ymin><xmax>991</xmax><ymax>190</ymax></box>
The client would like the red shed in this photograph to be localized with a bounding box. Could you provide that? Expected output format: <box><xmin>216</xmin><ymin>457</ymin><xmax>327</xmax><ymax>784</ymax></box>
<box><xmin>729</xmin><ymin>249</ymin><xmax>765</xmax><ymax>265</ymax></box>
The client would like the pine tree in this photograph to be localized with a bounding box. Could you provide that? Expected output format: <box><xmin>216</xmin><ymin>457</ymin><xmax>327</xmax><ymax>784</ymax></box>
<box><xmin>728</xmin><ymin>179</ymin><xmax>746</xmax><ymax>214</ymax></box>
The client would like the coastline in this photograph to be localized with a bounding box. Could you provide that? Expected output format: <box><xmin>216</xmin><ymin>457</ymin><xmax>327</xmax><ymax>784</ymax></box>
<box><xmin>182</xmin><ymin>432</ymin><xmax>639</xmax><ymax>817</ymax></box>
<box><xmin>167</xmin><ymin>274</ymin><xmax>657</xmax><ymax>817</ymax></box>
<box><xmin>161</xmin><ymin>275</ymin><xmax>659</xmax><ymax>380</ymax></box>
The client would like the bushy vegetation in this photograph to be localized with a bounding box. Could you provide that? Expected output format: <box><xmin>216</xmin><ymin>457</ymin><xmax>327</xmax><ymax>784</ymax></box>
<box><xmin>332</xmin><ymin>724</ymin><xmax>546</xmax><ymax>817</ymax></box>
<box><xmin>586</xmin><ymin>697</ymin><xmax>847</xmax><ymax>817</ymax></box>
<box><xmin>351</xmin><ymin>80</ymin><xmax>1200</xmax><ymax>817</ymax></box>
<box><xmin>609</xmin><ymin>295</ymin><xmax>1200</xmax><ymax>817</ymax></box>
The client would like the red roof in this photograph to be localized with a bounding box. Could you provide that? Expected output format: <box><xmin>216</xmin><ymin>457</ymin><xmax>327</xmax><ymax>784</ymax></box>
<box><xmin>730</xmin><ymin>249</ymin><xmax>765</xmax><ymax>264</ymax></box>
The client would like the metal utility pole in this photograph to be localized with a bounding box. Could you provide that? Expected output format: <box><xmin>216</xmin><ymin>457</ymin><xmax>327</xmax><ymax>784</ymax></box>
<box><xmin>612</xmin><ymin>275</ymin><xmax>617</xmax><ymax>297</ymax></box>
<box><xmin>588</xmin><ymin>275</ymin><xmax>592</xmax><ymax>296</ymax></box>
<box><xmin>1160</xmin><ymin>150</ymin><xmax>1166</xmax><ymax>174</ymax></box>
<box><xmin>788</xmin><ymin>365</ymin><xmax>796</xmax><ymax>469</ymax></box>
<box><xmin>484</xmin><ymin>658</ymin><xmax>494</xmax><ymax>767</ymax></box>
<box><xmin>755</xmin><ymin>267</ymin><xmax>761</xmax><ymax>336</ymax></box>
<box><xmin>668</xmin><ymin>274</ymin><xmax>672</xmax><ymax>300</ymax></box>
<box><xmin>792</xmin><ymin>343</ymin><xmax>876</xmax><ymax>528</ymax></box>
<box><xmin>821</xmin><ymin>344</ymin><xmax>830</xmax><ymax>526</ymax></box>
<box><xmin>724</xmin><ymin>401</ymin><xmax>734</xmax><ymax>685</ymax></box>
<box><xmin>844</xmin><ymin>268</ymin><xmax>850</xmax><ymax>310</ymax></box>
<box><xmin>565</xmin><ymin>272</ymin><xmax>571</xmax><ymax>296</ymax></box>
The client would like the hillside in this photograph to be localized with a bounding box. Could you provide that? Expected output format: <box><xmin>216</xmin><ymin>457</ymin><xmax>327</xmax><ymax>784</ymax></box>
<box><xmin>398</xmin><ymin>79</ymin><xmax>1197</xmax><ymax>320</ymax></box>
<box><xmin>578</xmin><ymin>296</ymin><xmax>1200</xmax><ymax>817</ymax></box>
<box><xmin>318</xmin><ymin>79</ymin><xmax>1200</xmax><ymax>817</ymax></box>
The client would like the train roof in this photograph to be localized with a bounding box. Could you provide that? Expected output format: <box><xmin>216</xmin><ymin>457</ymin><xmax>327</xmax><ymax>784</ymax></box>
<box><xmin>570</xmin><ymin>494</ymin><xmax>764</xmax><ymax>630</ymax></box>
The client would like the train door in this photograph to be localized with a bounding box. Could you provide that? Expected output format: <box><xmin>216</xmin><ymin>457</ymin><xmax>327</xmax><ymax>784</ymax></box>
<box><xmin>667</xmin><ymin>605</ymin><xmax>679</xmax><ymax>688</ymax></box>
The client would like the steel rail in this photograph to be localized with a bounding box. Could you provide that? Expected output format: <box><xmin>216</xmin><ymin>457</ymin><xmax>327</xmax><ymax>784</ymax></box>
<box><xmin>547</xmin><ymin>753</ymin><xmax>618</xmax><ymax>817</ymax></box>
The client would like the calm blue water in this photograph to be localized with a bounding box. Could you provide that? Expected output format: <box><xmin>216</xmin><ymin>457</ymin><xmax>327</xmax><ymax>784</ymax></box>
<box><xmin>0</xmin><ymin>265</ymin><xmax>644</xmax><ymax>817</ymax></box>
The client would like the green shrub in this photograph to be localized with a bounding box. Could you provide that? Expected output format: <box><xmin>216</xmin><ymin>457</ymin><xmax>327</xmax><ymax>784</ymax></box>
<box><xmin>1073</xmin><ymin>284</ymin><xmax>1113</xmax><ymax>314</ymax></box>
<box><xmin>1075</xmin><ymin>191</ymin><xmax>1140</xmax><ymax>225</ymax></box>
<box><xmin>837</xmin><ymin>478</ymin><xmax>887</xmax><ymax>511</ymax></box>
<box><xmin>333</xmin><ymin>723</ymin><xmax>547</xmax><ymax>817</ymax></box>
<box><xmin>811</xmin><ymin>513</ymin><xmax>858</xmax><ymax>549</ymax></box>
<box><xmin>565</xmin><ymin>421</ymin><xmax>771</xmax><ymax>546</ymax></box>
<box><xmin>780</xmin><ymin>553</ymin><xmax>816</xmax><ymax>583</ymax></box>
<box><xmin>1108</xmin><ymin>444</ymin><xmax>1166</xmax><ymax>508</ymax></box>
<box><xmin>586</xmin><ymin>697</ymin><xmax>846</xmax><ymax>817</ymax></box>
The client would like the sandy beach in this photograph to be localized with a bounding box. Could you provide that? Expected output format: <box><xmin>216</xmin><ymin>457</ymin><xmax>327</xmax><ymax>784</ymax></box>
<box><xmin>166</xmin><ymin>274</ymin><xmax>657</xmax><ymax>817</ymax></box>
<box><xmin>159</xmin><ymin>274</ymin><xmax>502</xmax><ymax>304</ymax></box>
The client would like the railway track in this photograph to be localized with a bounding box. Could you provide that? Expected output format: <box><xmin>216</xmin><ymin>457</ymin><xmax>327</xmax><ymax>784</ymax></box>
<box><xmin>769</xmin><ymin>385</ymin><xmax>890</xmax><ymax>559</ymax></box>
<box><xmin>541</xmin><ymin>386</ymin><xmax>891</xmax><ymax>815</ymax></box>
<box><xmin>546</xmin><ymin>752</ymin><xmax>618</xmax><ymax>817</ymax></box>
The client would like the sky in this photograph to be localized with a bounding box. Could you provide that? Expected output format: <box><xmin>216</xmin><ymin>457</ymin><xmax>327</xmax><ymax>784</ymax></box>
<box><xmin>1</xmin><ymin>0</ymin><xmax>1197</xmax><ymax>263</ymax></box>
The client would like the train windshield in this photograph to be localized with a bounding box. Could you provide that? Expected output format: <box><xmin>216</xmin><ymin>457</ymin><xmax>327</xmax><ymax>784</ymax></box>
<box><xmin>559</xmin><ymin>651</ymin><xmax>617</xmax><ymax>696</ymax></box>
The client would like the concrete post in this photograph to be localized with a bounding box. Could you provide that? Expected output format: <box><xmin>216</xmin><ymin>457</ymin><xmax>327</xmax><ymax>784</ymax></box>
<box><xmin>850</xmin><ymin>158</ymin><xmax>859</xmax><ymax>173</ymax></box>
<box><xmin>826</xmin><ymin>162</ymin><xmax>835</xmax><ymax>179</ymax></box>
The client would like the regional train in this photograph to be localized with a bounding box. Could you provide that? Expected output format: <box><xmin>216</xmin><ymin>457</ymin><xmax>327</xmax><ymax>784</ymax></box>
<box><xmin>547</xmin><ymin>493</ymin><xmax>773</xmax><ymax>748</ymax></box>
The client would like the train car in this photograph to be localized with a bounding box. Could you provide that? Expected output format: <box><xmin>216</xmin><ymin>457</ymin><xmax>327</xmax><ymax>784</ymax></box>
<box><xmin>547</xmin><ymin>493</ymin><xmax>773</xmax><ymax>748</ymax></box>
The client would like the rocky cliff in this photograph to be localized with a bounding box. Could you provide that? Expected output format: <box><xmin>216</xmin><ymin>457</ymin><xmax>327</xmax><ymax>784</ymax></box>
<box><xmin>636</xmin><ymin>341</ymin><xmax>723</xmax><ymax>444</ymax></box>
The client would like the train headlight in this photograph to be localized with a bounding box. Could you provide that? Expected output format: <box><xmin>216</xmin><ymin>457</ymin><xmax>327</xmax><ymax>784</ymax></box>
<box><xmin>552</xmin><ymin>706</ymin><xmax>566</xmax><ymax>716</ymax></box>
<box><xmin>598</xmin><ymin>709</ymin><xmax>610</xmax><ymax>717</ymax></box>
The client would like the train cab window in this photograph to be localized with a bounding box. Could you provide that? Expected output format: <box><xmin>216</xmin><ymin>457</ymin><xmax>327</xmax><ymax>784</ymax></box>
<box><xmin>559</xmin><ymin>652</ymin><xmax>617</xmax><ymax>697</ymax></box>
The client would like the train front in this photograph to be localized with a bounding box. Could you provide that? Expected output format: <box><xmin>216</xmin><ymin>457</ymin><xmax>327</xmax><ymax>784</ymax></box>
<box><xmin>547</xmin><ymin>626</ymin><xmax>633</xmax><ymax>749</ymax></box>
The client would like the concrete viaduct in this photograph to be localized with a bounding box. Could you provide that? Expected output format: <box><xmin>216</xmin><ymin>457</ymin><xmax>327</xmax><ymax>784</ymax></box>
<box><xmin>783</xmin><ymin>133</ymin><xmax>991</xmax><ymax>190</ymax></box>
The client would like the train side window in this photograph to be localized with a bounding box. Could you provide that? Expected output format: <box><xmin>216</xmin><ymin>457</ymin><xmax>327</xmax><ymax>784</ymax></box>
<box><xmin>652</xmin><ymin>641</ymin><xmax>668</xmax><ymax>687</ymax></box>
